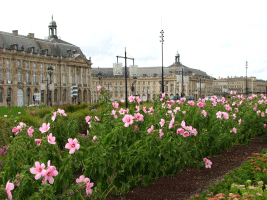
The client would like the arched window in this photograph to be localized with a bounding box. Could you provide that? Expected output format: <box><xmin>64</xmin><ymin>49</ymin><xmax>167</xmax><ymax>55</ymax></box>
<box><xmin>27</xmin><ymin>88</ymin><xmax>30</xmax><ymax>105</ymax></box>
<box><xmin>33</xmin><ymin>73</ymin><xmax>36</xmax><ymax>83</ymax></box>
<box><xmin>18</xmin><ymin>71</ymin><xmax>21</xmax><ymax>82</ymax></box>
<box><xmin>0</xmin><ymin>88</ymin><xmax>3</xmax><ymax>103</ymax></box>
<box><xmin>41</xmin><ymin>90</ymin><xmax>44</xmax><ymax>103</ymax></box>
<box><xmin>63</xmin><ymin>89</ymin><xmax>66</xmax><ymax>102</ymax></box>
<box><xmin>54</xmin><ymin>89</ymin><xmax>57</xmax><ymax>102</ymax></box>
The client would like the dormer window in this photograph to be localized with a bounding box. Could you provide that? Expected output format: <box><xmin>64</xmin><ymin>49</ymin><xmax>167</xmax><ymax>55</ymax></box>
<box><xmin>143</xmin><ymin>74</ymin><xmax>147</xmax><ymax>77</ymax></box>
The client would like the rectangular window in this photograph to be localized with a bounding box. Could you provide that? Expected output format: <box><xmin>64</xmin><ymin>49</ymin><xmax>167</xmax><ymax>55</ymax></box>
<box><xmin>6</xmin><ymin>60</ymin><xmax>10</xmax><ymax>67</ymax></box>
<box><xmin>41</xmin><ymin>73</ymin><xmax>43</xmax><ymax>83</ymax></box>
<box><xmin>26</xmin><ymin>72</ymin><xmax>29</xmax><ymax>83</ymax></box>
<box><xmin>0</xmin><ymin>88</ymin><xmax>3</xmax><ymax>103</ymax></box>
<box><xmin>33</xmin><ymin>63</ymin><xmax>36</xmax><ymax>69</ymax></box>
<box><xmin>63</xmin><ymin>65</ymin><xmax>65</xmax><ymax>72</ymax></box>
<box><xmin>120</xmin><ymin>87</ymin><xmax>123</xmax><ymax>92</ymax></box>
<box><xmin>26</xmin><ymin>62</ymin><xmax>29</xmax><ymax>69</ymax></box>
<box><xmin>41</xmin><ymin>90</ymin><xmax>44</xmax><ymax>103</ymax></box>
<box><xmin>0</xmin><ymin>59</ymin><xmax>1</xmax><ymax>67</ymax></box>
<box><xmin>17</xmin><ymin>60</ymin><xmax>21</xmax><ymax>67</ymax></box>
<box><xmin>40</xmin><ymin>64</ymin><xmax>43</xmax><ymax>70</ymax></box>
<box><xmin>115</xmin><ymin>87</ymin><xmax>118</xmax><ymax>92</ymax></box>
<box><xmin>82</xmin><ymin>68</ymin><xmax>84</xmax><ymax>74</ymax></box>
<box><xmin>63</xmin><ymin>75</ymin><xmax>66</xmax><ymax>84</ymax></box>
<box><xmin>70</xmin><ymin>67</ymin><xmax>73</xmax><ymax>73</ymax></box>
<box><xmin>87</xmin><ymin>69</ymin><xmax>89</xmax><ymax>74</ymax></box>
<box><xmin>33</xmin><ymin>73</ymin><xmax>36</xmax><ymax>83</ymax></box>
<box><xmin>148</xmin><ymin>81</ymin><xmax>150</xmax><ymax>85</ymax></box>
<box><xmin>87</xmin><ymin>76</ymin><xmax>89</xmax><ymax>85</ymax></box>
<box><xmin>82</xmin><ymin>76</ymin><xmax>84</xmax><ymax>84</ymax></box>
<box><xmin>70</xmin><ymin>75</ymin><xmax>73</xmax><ymax>84</ymax></box>
<box><xmin>54</xmin><ymin>74</ymin><xmax>56</xmax><ymax>84</ymax></box>
<box><xmin>0</xmin><ymin>70</ymin><xmax>2</xmax><ymax>81</ymax></box>
<box><xmin>76</xmin><ymin>74</ymin><xmax>79</xmax><ymax>84</ymax></box>
<box><xmin>120</xmin><ymin>82</ymin><xmax>122</xmax><ymax>85</ymax></box>
<box><xmin>6</xmin><ymin>70</ymin><xmax>10</xmax><ymax>81</ymax></box>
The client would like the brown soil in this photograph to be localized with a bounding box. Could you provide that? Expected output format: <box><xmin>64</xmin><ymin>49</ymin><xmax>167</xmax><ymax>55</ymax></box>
<box><xmin>106</xmin><ymin>134</ymin><xmax>267</xmax><ymax>200</ymax></box>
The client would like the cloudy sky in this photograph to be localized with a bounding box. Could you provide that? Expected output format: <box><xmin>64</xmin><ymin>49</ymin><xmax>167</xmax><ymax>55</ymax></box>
<box><xmin>1</xmin><ymin>0</ymin><xmax>266</xmax><ymax>80</ymax></box>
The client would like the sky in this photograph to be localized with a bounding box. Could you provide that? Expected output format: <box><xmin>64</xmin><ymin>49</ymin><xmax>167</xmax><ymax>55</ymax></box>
<box><xmin>1</xmin><ymin>0</ymin><xmax>267</xmax><ymax>80</ymax></box>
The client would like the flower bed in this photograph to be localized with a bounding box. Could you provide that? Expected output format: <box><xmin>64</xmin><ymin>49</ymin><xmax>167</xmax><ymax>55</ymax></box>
<box><xmin>190</xmin><ymin>149</ymin><xmax>267</xmax><ymax>199</ymax></box>
<box><xmin>0</xmin><ymin>88</ymin><xmax>266</xmax><ymax>199</ymax></box>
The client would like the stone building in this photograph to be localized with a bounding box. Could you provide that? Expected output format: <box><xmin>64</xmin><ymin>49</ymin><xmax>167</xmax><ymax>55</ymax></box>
<box><xmin>0</xmin><ymin>17</ymin><xmax>92</xmax><ymax>107</ymax></box>
<box><xmin>91</xmin><ymin>53</ymin><xmax>214</xmax><ymax>102</ymax></box>
<box><xmin>214</xmin><ymin>76</ymin><xmax>266</xmax><ymax>96</ymax></box>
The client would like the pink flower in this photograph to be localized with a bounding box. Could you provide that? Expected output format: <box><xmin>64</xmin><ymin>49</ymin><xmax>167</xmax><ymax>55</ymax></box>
<box><xmin>57</xmin><ymin>109</ymin><xmax>67</xmax><ymax>116</ymax></box>
<box><xmin>135</xmin><ymin>105</ymin><xmax>140</xmax><ymax>112</ymax></box>
<box><xmin>162</xmin><ymin>93</ymin><xmax>166</xmax><ymax>98</ymax></box>
<box><xmin>182</xmin><ymin>131</ymin><xmax>190</xmax><ymax>137</ymax></box>
<box><xmin>113</xmin><ymin>115</ymin><xmax>118</xmax><ymax>119</ymax></box>
<box><xmin>35</xmin><ymin>139</ymin><xmax>42</xmax><ymax>146</ymax></box>
<box><xmin>147</xmin><ymin>125</ymin><xmax>154</xmax><ymax>134</ymax></box>
<box><xmin>92</xmin><ymin>136</ymin><xmax>98</xmax><ymax>143</ymax></box>
<box><xmin>232</xmin><ymin>127</ymin><xmax>237</xmax><ymax>134</ymax></box>
<box><xmin>19</xmin><ymin>122</ymin><xmax>26</xmax><ymax>128</ymax></box>
<box><xmin>86</xmin><ymin>179</ymin><xmax>94</xmax><ymax>195</ymax></box>
<box><xmin>112</xmin><ymin>102</ymin><xmax>119</xmax><ymax>109</ymax></box>
<box><xmin>11</xmin><ymin>127</ymin><xmax>19</xmax><ymax>135</ymax></box>
<box><xmin>204</xmin><ymin>158</ymin><xmax>212</xmax><ymax>168</ymax></box>
<box><xmin>119</xmin><ymin>108</ymin><xmax>125</xmax><ymax>115</ymax></box>
<box><xmin>65</xmin><ymin>138</ymin><xmax>80</xmax><ymax>154</ymax></box>
<box><xmin>42</xmin><ymin>165</ymin><xmax>58</xmax><ymax>184</ymax></box>
<box><xmin>39</xmin><ymin>123</ymin><xmax>50</xmax><ymax>133</ymax></box>
<box><xmin>97</xmin><ymin>85</ymin><xmax>101</xmax><ymax>91</ymax></box>
<box><xmin>111</xmin><ymin>110</ymin><xmax>116</xmax><ymax>115</ymax></box>
<box><xmin>159</xmin><ymin>119</ymin><xmax>165</xmax><ymax>127</ymax></box>
<box><xmin>182</xmin><ymin>111</ymin><xmax>186</xmax><ymax>114</ymax></box>
<box><xmin>188</xmin><ymin>101</ymin><xmax>195</xmax><ymax>106</ymax></box>
<box><xmin>85</xmin><ymin>116</ymin><xmax>91</xmax><ymax>123</ymax></box>
<box><xmin>134</xmin><ymin>113</ymin><xmax>144</xmax><ymax>122</ymax></box>
<box><xmin>169</xmin><ymin>119</ymin><xmax>174</xmax><ymax>129</ymax></box>
<box><xmin>201</xmin><ymin>110</ymin><xmax>207</xmax><ymax>117</ymax></box>
<box><xmin>122</xmin><ymin>114</ymin><xmax>134</xmax><ymax>127</ymax></box>
<box><xmin>76</xmin><ymin>175</ymin><xmax>90</xmax><ymax>183</ymax></box>
<box><xmin>128</xmin><ymin>95</ymin><xmax>135</xmax><ymax>102</ymax></box>
<box><xmin>5</xmin><ymin>180</ymin><xmax>14</xmax><ymax>200</ymax></box>
<box><xmin>30</xmin><ymin>161</ymin><xmax>46</xmax><ymax>180</ymax></box>
<box><xmin>264</xmin><ymin>124</ymin><xmax>266</xmax><ymax>128</ymax></box>
<box><xmin>238</xmin><ymin>119</ymin><xmax>242</xmax><ymax>125</ymax></box>
<box><xmin>27</xmin><ymin>126</ymin><xmax>34</xmax><ymax>137</ymax></box>
<box><xmin>94</xmin><ymin>116</ymin><xmax>100</xmax><ymax>121</ymax></box>
<box><xmin>134</xmin><ymin>126</ymin><xmax>139</xmax><ymax>131</ymax></box>
<box><xmin>51</xmin><ymin>112</ymin><xmax>57</xmax><ymax>121</ymax></box>
<box><xmin>159</xmin><ymin>129</ymin><xmax>164</xmax><ymax>139</ymax></box>
<box><xmin>177</xmin><ymin>128</ymin><xmax>184</xmax><ymax>134</ymax></box>
<box><xmin>136</xmin><ymin>96</ymin><xmax>141</xmax><ymax>104</ymax></box>
<box><xmin>232</xmin><ymin>113</ymin><xmax>237</xmax><ymax>120</ymax></box>
<box><xmin>120</xmin><ymin>99</ymin><xmax>125</xmax><ymax>103</ymax></box>
<box><xmin>4</xmin><ymin>115</ymin><xmax>7</xmax><ymax>117</ymax></box>
<box><xmin>47</xmin><ymin>133</ymin><xmax>56</xmax><ymax>144</ymax></box>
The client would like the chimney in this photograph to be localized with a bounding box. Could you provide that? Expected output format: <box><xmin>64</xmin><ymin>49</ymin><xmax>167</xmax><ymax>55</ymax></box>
<box><xmin>12</xmin><ymin>30</ymin><xmax>18</xmax><ymax>35</ymax></box>
<box><xmin>28</xmin><ymin>33</ymin><xmax>34</xmax><ymax>39</ymax></box>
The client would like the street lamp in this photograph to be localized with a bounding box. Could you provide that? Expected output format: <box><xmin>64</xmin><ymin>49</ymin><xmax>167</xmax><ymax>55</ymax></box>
<box><xmin>47</xmin><ymin>66</ymin><xmax>53</xmax><ymax>107</ymax></box>
<box><xmin>98</xmin><ymin>72</ymin><xmax>102</xmax><ymax>85</ymax></box>
<box><xmin>159</xmin><ymin>30</ymin><xmax>164</xmax><ymax>94</ymax></box>
<box><xmin>131</xmin><ymin>77</ymin><xmax>137</xmax><ymax>95</ymax></box>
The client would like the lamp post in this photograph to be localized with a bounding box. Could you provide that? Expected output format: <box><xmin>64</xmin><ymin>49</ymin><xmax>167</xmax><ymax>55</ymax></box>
<box><xmin>116</xmin><ymin>48</ymin><xmax>134</xmax><ymax>108</ymax></box>
<box><xmin>131</xmin><ymin>77</ymin><xmax>137</xmax><ymax>95</ymax></box>
<box><xmin>98</xmin><ymin>72</ymin><xmax>102</xmax><ymax>85</ymax></box>
<box><xmin>245</xmin><ymin>61</ymin><xmax>248</xmax><ymax>97</ymax></box>
<box><xmin>159</xmin><ymin>30</ymin><xmax>164</xmax><ymax>94</ymax></box>
<box><xmin>47</xmin><ymin>66</ymin><xmax>53</xmax><ymax>107</ymax></box>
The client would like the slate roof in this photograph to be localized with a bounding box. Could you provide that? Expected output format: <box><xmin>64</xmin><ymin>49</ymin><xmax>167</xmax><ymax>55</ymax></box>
<box><xmin>0</xmin><ymin>31</ymin><xmax>83</xmax><ymax>58</ymax></box>
<box><xmin>91</xmin><ymin>63</ymin><xmax>211</xmax><ymax>79</ymax></box>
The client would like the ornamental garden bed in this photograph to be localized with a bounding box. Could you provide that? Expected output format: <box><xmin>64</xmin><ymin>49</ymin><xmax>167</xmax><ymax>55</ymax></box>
<box><xmin>0</xmin><ymin>88</ymin><xmax>266</xmax><ymax>199</ymax></box>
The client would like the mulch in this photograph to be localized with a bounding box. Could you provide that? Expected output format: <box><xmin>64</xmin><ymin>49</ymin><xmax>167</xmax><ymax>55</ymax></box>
<box><xmin>105</xmin><ymin>134</ymin><xmax>267</xmax><ymax>200</ymax></box>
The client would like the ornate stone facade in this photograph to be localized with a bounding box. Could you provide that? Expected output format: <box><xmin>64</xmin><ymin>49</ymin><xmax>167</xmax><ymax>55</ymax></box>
<box><xmin>0</xmin><ymin>18</ymin><xmax>92</xmax><ymax>107</ymax></box>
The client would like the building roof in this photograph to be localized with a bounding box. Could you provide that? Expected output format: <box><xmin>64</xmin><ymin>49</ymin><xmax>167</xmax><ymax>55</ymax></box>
<box><xmin>0</xmin><ymin>30</ymin><xmax>83</xmax><ymax>58</ymax></box>
<box><xmin>91</xmin><ymin>63</ymin><xmax>210</xmax><ymax>79</ymax></box>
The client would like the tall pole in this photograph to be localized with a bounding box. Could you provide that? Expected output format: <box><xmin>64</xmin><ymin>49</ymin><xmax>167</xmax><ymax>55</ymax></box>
<box><xmin>125</xmin><ymin>47</ymin><xmax>128</xmax><ymax>108</ymax></box>
<box><xmin>181</xmin><ymin>68</ymin><xmax>184</xmax><ymax>97</ymax></box>
<box><xmin>246</xmin><ymin>61</ymin><xmax>248</xmax><ymax>97</ymax></box>
<box><xmin>116</xmin><ymin>48</ymin><xmax>134</xmax><ymax>108</ymax></box>
<box><xmin>200</xmin><ymin>77</ymin><xmax>202</xmax><ymax>99</ymax></box>
<box><xmin>160</xmin><ymin>30</ymin><xmax>164</xmax><ymax>94</ymax></box>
